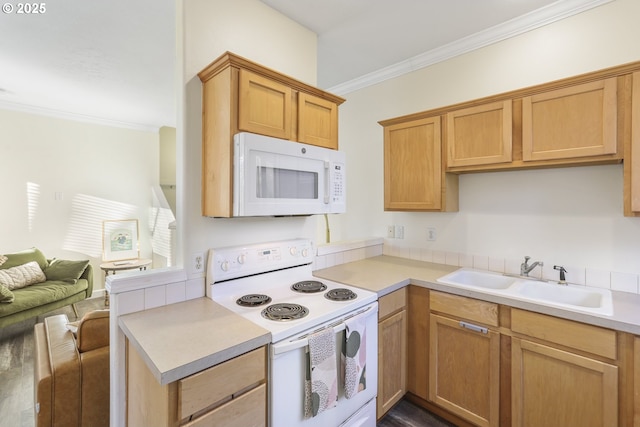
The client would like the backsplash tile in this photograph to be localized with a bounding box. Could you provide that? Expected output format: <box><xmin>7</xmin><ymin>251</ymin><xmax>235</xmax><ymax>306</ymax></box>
<box><xmin>488</xmin><ymin>257</ymin><xmax>505</xmax><ymax>273</ymax></box>
<box><xmin>117</xmin><ymin>289</ymin><xmax>145</xmax><ymax>316</ymax></box>
<box><xmin>315</xmin><ymin>238</ymin><xmax>640</xmax><ymax>295</ymax></box>
<box><xmin>585</xmin><ymin>268</ymin><xmax>611</xmax><ymax>289</ymax></box>
<box><xmin>611</xmin><ymin>271</ymin><xmax>638</xmax><ymax>293</ymax></box>
<box><xmin>144</xmin><ymin>286</ymin><xmax>167</xmax><ymax>310</ymax></box>
<box><xmin>166</xmin><ymin>282</ymin><xmax>187</xmax><ymax>305</ymax></box>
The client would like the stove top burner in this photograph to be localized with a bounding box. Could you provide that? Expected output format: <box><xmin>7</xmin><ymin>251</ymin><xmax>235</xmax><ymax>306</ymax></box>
<box><xmin>236</xmin><ymin>294</ymin><xmax>272</xmax><ymax>307</ymax></box>
<box><xmin>261</xmin><ymin>303</ymin><xmax>309</xmax><ymax>321</ymax></box>
<box><xmin>325</xmin><ymin>288</ymin><xmax>358</xmax><ymax>301</ymax></box>
<box><xmin>291</xmin><ymin>280</ymin><xmax>327</xmax><ymax>293</ymax></box>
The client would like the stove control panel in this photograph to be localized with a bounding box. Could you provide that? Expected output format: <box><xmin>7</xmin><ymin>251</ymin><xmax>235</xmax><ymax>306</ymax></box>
<box><xmin>207</xmin><ymin>239</ymin><xmax>314</xmax><ymax>284</ymax></box>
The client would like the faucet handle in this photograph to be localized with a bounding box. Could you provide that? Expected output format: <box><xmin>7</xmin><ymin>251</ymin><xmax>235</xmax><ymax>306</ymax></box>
<box><xmin>553</xmin><ymin>265</ymin><xmax>567</xmax><ymax>284</ymax></box>
<box><xmin>523</xmin><ymin>255</ymin><xmax>530</xmax><ymax>264</ymax></box>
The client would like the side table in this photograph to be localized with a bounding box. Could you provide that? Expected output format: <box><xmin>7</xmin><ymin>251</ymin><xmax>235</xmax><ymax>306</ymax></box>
<box><xmin>100</xmin><ymin>258</ymin><xmax>152</xmax><ymax>307</ymax></box>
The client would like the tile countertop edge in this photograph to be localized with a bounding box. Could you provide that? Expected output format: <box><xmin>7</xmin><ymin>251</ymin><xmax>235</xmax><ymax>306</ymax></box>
<box><xmin>118</xmin><ymin>298</ymin><xmax>271</xmax><ymax>385</ymax></box>
<box><xmin>313</xmin><ymin>255</ymin><xmax>640</xmax><ymax>335</ymax></box>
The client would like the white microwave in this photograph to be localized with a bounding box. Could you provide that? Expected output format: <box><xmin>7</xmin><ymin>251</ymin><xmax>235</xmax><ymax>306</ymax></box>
<box><xmin>233</xmin><ymin>132</ymin><xmax>346</xmax><ymax>217</ymax></box>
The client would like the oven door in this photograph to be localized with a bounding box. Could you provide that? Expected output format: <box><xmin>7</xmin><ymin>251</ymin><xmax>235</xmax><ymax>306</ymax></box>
<box><xmin>233</xmin><ymin>132</ymin><xmax>346</xmax><ymax>217</ymax></box>
<box><xmin>269</xmin><ymin>302</ymin><xmax>378</xmax><ymax>427</ymax></box>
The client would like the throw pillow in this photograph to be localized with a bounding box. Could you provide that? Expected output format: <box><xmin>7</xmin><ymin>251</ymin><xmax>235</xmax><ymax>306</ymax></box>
<box><xmin>0</xmin><ymin>255</ymin><xmax>7</xmax><ymax>267</ymax></box>
<box><xmin>0</xmin><ymin>248</ymin><xmax>48</xmax><ymax>271</ymax></box>
<box><xmin>0</xmin><ymin>284</ymin><xmax>14</xmax><ymax>303</ymax></box>
<box><xmin>45</xmin><ymin>259</ymin><xmax>90</xmax><ymax>283</ymax></box>
<box><xmin>0</xmin><ymin>261</ymin><xmax>47</xmax><ymax>290</ymax></box>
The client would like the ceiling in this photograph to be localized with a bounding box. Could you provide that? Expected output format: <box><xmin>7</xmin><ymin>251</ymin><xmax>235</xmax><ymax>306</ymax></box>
<box><xmin>0</xmin><ymin>0</ymin><xmax>611</xmax><ymax>130</ymax></box>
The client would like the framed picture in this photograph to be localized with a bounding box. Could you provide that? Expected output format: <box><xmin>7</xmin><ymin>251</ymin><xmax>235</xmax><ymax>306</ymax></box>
<box><xmin>102</xmin><ymin>219</ymin><xmax>139</xmax><ymax>262</ymax></box>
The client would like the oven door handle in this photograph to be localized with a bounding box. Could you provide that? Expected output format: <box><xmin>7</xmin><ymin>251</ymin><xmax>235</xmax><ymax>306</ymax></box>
<box><xmin>271</xmin><ymin>304</ymin><xmax>376</xmax><ymax>356</ymax></box>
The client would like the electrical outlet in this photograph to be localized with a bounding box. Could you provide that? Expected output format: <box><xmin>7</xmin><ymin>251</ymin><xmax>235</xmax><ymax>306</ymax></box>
<box><xmin>427</xmin><ymin>227</ymin><xmax>437</xmax><ymax>241</ymax></box>
<box><xmin>192</xmin><ymin>252</ymin><xmax>205</xmax><ymax>273</ymax></box>
<box><xmin>396</xmin><ymin>225</ymin><xmax>404</xmax><ymax>239</ymax></box>
<box><xmin>387</xmin><ymin>225</ymin><xmax>395</xmax><ymax>238</ymax></box>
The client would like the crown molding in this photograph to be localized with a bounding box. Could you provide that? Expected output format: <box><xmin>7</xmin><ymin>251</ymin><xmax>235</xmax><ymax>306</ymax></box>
<box><xmin>0</xmin><ymin>100</ymin><xmax>163</xmax><ymax>132</ymax></box>
<box><xmin>327</xmin><ymin>0</ymin><xmax>615</xmax><ymax>95</ymax></box>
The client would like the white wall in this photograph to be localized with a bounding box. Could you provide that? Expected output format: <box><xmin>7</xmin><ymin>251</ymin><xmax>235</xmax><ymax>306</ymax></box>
<box><xmin>180</xmin><ymin>0</ymin><xmax>328</xmax><ymax>270</ymax></box>
<box><xmin>336</xmin><ymin>0</ymin><xmax>640</xmax><ymax>278</ymax></box>
<box><xmin>0</xmin><ymin>109</ymin><xmax>160</xmax><ymax>291</ymax></box>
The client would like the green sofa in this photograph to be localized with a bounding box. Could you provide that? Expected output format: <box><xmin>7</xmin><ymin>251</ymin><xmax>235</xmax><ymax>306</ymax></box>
<box><xmin>0</xmin><ymin>248</ymin><xmax>93</xmax><ymax>328</ymax></box>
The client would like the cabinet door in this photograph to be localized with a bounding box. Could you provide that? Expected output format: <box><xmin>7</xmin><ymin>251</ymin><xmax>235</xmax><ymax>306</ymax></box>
<box><xmin>446</xmin><ymin>100</ymin><xmax>512</xmax><ymax>167</ymax></box>
<box><xmin>522</xmin><ymin>78</ymin><xmax>617</xmax><ymax>161</ymax></box>
<box><xmin>238</xmin><ymin>69</ymin><xmax>292</xmax><ymax>140</ymax></box>
<box><xmin>407</xmin><ymin>286</ymin><xmax>430</xmax><ymax>400</ymax></box>
<box><xmin>384</xmin><ymin>116</ymin><xmax>443</xmax><ymax>210</ymax></box>
<box><xmin>297</xmin><ymin>92</ymin><xmax>339</xmax><ymax>149</ymax></box>
<box><xmin>429</xmin><ymin>313</ymin><xmax>500</xmax><ymax>427</ymax></box>
<box><xmin>378</xmin><ymin>309</ymin><xmax>407</xmax><ymax>418</ymax></box>
<box><xmin>512</xmin><ymin>338</ymin><xmax>618</xmax><ymax>427</ymax></box>
<box><xmin>635</xmin><ymin>337</ymin><xmax>640</xmax><ymax>425</ymax></box>
<box><xmin>629</xmin><ymin>72</ymin><xmax>640</xmax><ymax>214</ymax></box>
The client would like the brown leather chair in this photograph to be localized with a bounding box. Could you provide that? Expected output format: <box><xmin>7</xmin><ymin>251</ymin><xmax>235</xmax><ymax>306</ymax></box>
<box><xmin>34</xmin><ymin>309</ymin><xmax>110</xmax><ymax>427</ymax></box>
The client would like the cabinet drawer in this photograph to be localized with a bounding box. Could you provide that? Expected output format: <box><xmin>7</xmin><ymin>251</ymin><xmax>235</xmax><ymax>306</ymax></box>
<box><xmin>183</xmin><ymin>383</ymin><xmax>266</xmax><ymax>427</ymax></box>
<box><xmin>379</xmin><ymin>288</ymin><xmax>407</xmax><ymax>319</ymax></box>
<box><xmin>178</xmin><ymin>347</ymin><xmax>266</xmax><ymax>419</ymax></box>
<box><xmin>511</xmin><ymin>309</ymin><xmax>616</xmax><ymax>359</ymax></box>
<box><xmin>430</xmin><ymin>291</ymin><xmax>498</xmax><ymax>327</ymax></box>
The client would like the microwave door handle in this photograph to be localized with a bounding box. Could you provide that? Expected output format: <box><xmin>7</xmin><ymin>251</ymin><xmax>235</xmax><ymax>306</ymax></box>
<box><xmin>323</xmin><ymin>161</ymin><xmax>330</xmax><ymax>204</ymax></box>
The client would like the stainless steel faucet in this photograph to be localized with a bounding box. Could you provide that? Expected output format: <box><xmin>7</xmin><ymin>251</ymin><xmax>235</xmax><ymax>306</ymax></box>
<box><xmin>520</xmin><ymin>256</ymin><xmax>543</xmax><ymax>276</ymax></box>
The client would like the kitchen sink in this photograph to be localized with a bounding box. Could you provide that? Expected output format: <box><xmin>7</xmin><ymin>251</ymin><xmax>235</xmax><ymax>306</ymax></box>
<box><xmin>437</xmin><ymin>268</ymin><xmax>614</xmax><ymax>316</ymax></box>
<box><xmin>437</xmin><ymin>268</ymin><xmax>517</xmax><ymax>290</ymax></box>
<box><xmin>511</xmin><ymin>281</ymin><xmax>613</xmax><ymax>315</ymax></box>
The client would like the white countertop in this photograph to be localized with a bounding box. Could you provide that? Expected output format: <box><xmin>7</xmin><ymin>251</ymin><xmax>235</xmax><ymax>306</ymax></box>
<box><xmin>119</xmin><ymin>297</ymin><xmax>270</xmax><ymax>385</ymax></box>
<box><xmin>313</xmin><ymin>255</ymin><xmax>640</xmax><ymax>335</ymax></box>
<box><xmin>120</xmin><ymin>255</ymin><xmax>640</xmax><ymax>388</ymax></box>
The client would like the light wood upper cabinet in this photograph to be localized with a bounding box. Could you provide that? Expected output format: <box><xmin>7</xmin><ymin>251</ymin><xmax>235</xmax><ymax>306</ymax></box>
<box><xmin>198</xmin><ymin>52</ymin><xmax>345</xmax><ymax>217</ymax></box>
<box><xmin>522</xmin><ymin>78</ymin><xmax>618</xmax><ymax>162</ymax></box>
<box><xmin>297</xmin><ymin>92</ymin><xmax>339</xmax><ymax>149</ymax></box>
<box><xmin>382</xmin><ymin>116</ymin><xmax>458</xmax><ymax>212</ymax></box>
<box><xmin>377</xmin><ymin>288</ymin><xmax>407</xmax><ymax>419</ymax></box>
<box><xmin>626</xmin><ymin>71</ymin><xmax>640</xmax><ymax>215</ymax></box>
<box><xmin>238</xmin><ymin>69</ymin><xmax>292</xmax><ymax>140</ymax></box>
<box><xmin>446</xmin><ymin>100</ymin><xmax>512</xmax><ymax>167</ymax></box>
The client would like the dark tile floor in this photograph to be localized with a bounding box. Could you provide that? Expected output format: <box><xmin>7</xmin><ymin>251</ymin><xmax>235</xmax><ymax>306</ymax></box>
<box><xmin>378</xmin><ymin>399</ymin><xmax>457</xmax><ymax>427</ymax></box>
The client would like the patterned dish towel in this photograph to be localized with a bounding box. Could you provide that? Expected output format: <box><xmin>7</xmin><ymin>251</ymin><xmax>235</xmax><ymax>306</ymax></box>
<box><xmin>343</xmin><ymin>312</ymin><xmax>367</xmax><ymax>399</ymax></box>
<box><xmin>304</xmin><ymin>328</ymin><xmax>338</xmax><ymax>418</ymax></box>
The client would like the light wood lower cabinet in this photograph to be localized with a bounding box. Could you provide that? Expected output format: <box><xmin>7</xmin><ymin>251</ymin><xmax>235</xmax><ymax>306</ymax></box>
<box><xmin>126</xmin><ymin>341</ymin><xmax>267</xmax><ymax>427</ymax></box>
<box><xmin>429</xmin><ymin>291</ymin><xmax>500</xmax><ymax>427</ymax></box>
<box><xmin>377</xmin><ymin>288</ymin><xmax>407</xmax><ymax>419</ymax></box>
<box><xmin>406</xmin><ymin>286</ymin><xmax>430</xmax><ymax>401</ymax></box>
<box><xmin>511</xmin><ymin>338</ymin><xmax>617</xmax><ymax>427</ymax></box>
<box><xmin>511</xmin><ymin>308</ymin><xmax>618</xmax><ymax>427</ymax></box>
<box><xmin>635</xmin><ymin>337</ymin><xmax>640</xmax><ymax>426</ymax></box>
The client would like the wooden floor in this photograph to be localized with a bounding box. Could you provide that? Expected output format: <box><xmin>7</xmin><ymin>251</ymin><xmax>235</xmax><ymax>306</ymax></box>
<box><xmin>378</xmin><ymin>400</ymin><xmax>457</xmax><ymax>427</ymax></box>
<box><xmin>0</xmin><ymin>297</ymin><xmax>105</xmax><ymax>427</ymax></box>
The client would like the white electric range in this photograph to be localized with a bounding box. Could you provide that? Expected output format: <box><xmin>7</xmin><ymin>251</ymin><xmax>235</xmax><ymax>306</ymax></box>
<box><xmin>206</xmin><ymin>239</ymin><xmax>378</xmax><ymax>427</ymax></box>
